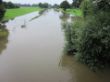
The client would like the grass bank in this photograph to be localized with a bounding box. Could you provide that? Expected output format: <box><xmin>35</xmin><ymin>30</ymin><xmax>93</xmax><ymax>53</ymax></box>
<box><xmin>66</xmin><ymin>9</ymin><xmax>82</xmax><ymax>16</ymax></box>
<box><xmin>4</xmin><ymin>7</ymin><xmax>43</xmax><ymax>20</ymax></box>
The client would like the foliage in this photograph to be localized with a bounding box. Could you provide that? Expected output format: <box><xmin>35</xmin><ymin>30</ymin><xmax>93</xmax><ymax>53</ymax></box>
<box><xmin>60</xmin><ymin>0</ymin><xmax>71</xmax><ymax>11</ymax></box>
<box><xmin>0</xmin><ymin>0</ymin><xmax>5</xmax><ymax>21</ymax></box>
<box><xmin>64</xmin><ymin>0</ymin><xmax>110</xmax><ymax>70</ymax></box>
<box><xmin>52</xmin><ymin>4</ymin><xmax>59</xmax><ymax>8</ymax></box>
<box><xmin>92</xmin><ymin>0</ymin><xmax>110</xmax><ymax>11</ymax></box>
<box><xmin>0</xmin><ymin>25</ymin><xmax>9</xmax><ymax>38</ymax></box>
<box><xmin>78</xmin><ymin>12</ymin><xmax>110</xmax><ymax>70</ymax></box>
<box><xmin>63</xmin><ymin>22</ymin><xmax>76</xmax><ymax>54</ymax></box>
<box><xmin>3</xmin><ymin>2</ymin><xmax>20</xmax><ymax>9</ymax></box>
<box><xmin>77</xmin><ymin>0</ymin><xmax>110</xmax><ymax>70</ymax></box>
<box><xmin>80</xmin><ymin>0</ymin><xmax>94</xmax><ymax>17</ymax></box>
<box><xmin>38</xmin><ymin>3</ymin><xmax>49</xmax><ymax>8</ymax></box>
<box><xmin>32</xmin><ymin>4</ymin><xmax>38</xmax><ymax>7</ymax></box>
<box><xmin>0</xmin><ymin>25</ymin><xmax>9</xmax><ymax>54</ymax></box>
<box><xmin>72</xmin><ymin>0</ymin><xmax>83</xmax><ymax>8</ymax></box>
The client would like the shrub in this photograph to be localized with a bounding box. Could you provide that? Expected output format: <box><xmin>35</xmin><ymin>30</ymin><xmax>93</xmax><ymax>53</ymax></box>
<box><xmin>0</xmin><ymin>3</ymin><xmax>5</xmax><ymax>21</ymax></box>
<box><xmin>63</xmin><ymin>0</ymin><xmax>110</xmax><ymax>70</ymax></box>
<box><xmin>0</xmin><ymin>25</ymin><xmax>9</xmax><ymax>54</ymax></box>
<box><xmin>77</xmin><ymin>12</ymin><xmax>110</xmax><ymax>70</ymax></box>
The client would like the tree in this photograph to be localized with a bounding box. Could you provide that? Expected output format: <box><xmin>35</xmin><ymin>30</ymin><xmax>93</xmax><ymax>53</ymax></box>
<box><xmin>0</xmin><ymin>0</ymin><xmax>2</xmax><ymax>3</ymax></box>
<box><xmin>60</xmin><ymin>0</ymin><xmax>71</xmax><ymax>11</ymax></box>
<box><xmin>3</xmin><ymin>2</ymin><xmax>20</xmax><ymax>9</ymax></box>
<box><xmin>0</xmin><ymin>0</ymin><xmax>5</xmax><ymax>21</ymax></box>
<box><xmin>53</xmin><ymin>4</ymin><xmax>59</xmax><ymax>8</ymax></box>
<box><xmin>78</xmin><ymin>0</ymin><xmax>110</xmax><ymax>70</ymax></box>
<box><xmin>38</xmin><ymin>3</ymin><xmax>49</xmax><ymax>8</ymax></box>
<box><xmin>72</xmin><ymin>0</ymin><xmax>83</xmax><ymax>8</ymax></box>
<box><xmin>93</xmin><ymin>0</ymin><xmax>110</xmax><ymax>11</ymax></box>
<box><xmin>32</xmin><ymin>4</ymin><xmax>38</xmax><ymax>7</ymax></box>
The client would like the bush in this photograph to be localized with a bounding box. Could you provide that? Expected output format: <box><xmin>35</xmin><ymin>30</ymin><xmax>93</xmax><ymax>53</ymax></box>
<box><xmin>77</xmin><ymin>12</ymin><xmax>110</xmax><ymax>70</ymax></box>
<box><xmin>63</xmin><ymin>22</ymin><xmax>76</xmax><ymax>54</ymax></box>
<box><xmin>60</xmin><ymin>0</ymin><xmax>71</xmax><ymax>11</ymax></box>
<box><xmin>0</xmin><ymin>25</ymin><xmax>9</xmax><ymax>54</ymax></box>
<box><xmin>38</xmin><ymin>3</ymin><xmax>49</xmax><ymax>8</ymax></box>
<box><xmin>93</xmin><ymin>0</ymin><xmax>110</xmax><ymax>11</ymax></box>
<box><xmin>0</xmin><ymin>3</ymin><xmax>5</xmax><ymax>21</ymax></box>
<box><xmin>60</xmin><ymin>13</ymin><xmax>78</xmax><ymax>54</ymax></box>
<box><xmin>76</xmin><ymin>0</ymin><xmax>110</xmax><ymax>70</ymax></box>
<box><xmin>72</xmin><ymin>0</ymin><xmax>83</xmax><ymax>8</ymax></box>
<box><xmin>63</xmin><ymin>0</ymin><xmax>110</xmax><ymax>70</ymax></box>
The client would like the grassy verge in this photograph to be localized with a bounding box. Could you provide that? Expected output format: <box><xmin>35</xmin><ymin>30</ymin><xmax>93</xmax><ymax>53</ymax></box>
<box><xmin>66</xmin><ymin>9</ymin><xmax>82</xmax><ymax>16</ymax></box>
<box><xmin>59</xmin><ymin>8</ymin><xmax>82</xmax><ymax>16</ymax></box>
<box><xmin>4</xmin><ymin>7</ymin><xmax>43</xmax><ymax>21</ymax></box>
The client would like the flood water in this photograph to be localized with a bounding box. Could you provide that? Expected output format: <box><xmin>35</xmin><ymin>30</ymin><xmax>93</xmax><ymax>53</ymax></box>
<box><xmin>0</xmin><ymin>9</ymin><xmax>110</xmax><ymax>82</ymax></box>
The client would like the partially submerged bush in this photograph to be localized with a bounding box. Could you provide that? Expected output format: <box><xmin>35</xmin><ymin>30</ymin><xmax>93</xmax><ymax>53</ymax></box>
<box><xmin>63</xmin><ymin>22</ymin><xmax>77</xmax><ymax>54</ymax></box>
<box><xmin>77</xmin><ymin>0</ymin><xmax>110</xmax><ymax>70</ymax></box>
<box><xmin>61</xmin><ymin>14</ymin><xmax>76</xmax><ymax>54</ymax></box>
<box><xmin>93</xmin><ymin>0</ymin><xmax>110</xmax><ymax>11</ymax></box>
<box><xmin>64</xmin><ymin>0</ymin><xmax>110</xmax><ymax>70</ymax></box>
<box><xmin>78</xmin><ymin>12</ymin><xmax>110</xmax><ymax>70</ymax></box>
<box><xmin>0</xmin><ymin>25</ymin><xmax>9</xmax><ymax>54</ymax></box>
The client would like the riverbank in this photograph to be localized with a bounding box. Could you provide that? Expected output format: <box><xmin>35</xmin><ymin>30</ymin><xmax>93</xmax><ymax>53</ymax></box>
<box><xmin>3</xmin><ymin>7</ymin><xmax>43</xmax><ymax>21</ymax></box>
<box><xmin>66</xmin><ymin>9</ymin><xmax>82</xmax><ymax>16</ymax></box>
<box><xmin>59</xmin><ymin>8</ymin><xmax>82</xmax><ymax>16</ymax></box>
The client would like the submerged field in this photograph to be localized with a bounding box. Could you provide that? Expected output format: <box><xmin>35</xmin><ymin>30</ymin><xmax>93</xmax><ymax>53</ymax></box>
<box><xmin>4</xmin><ymin>7</ymin><xmax>42</xmax><ymax>20</ymax></box>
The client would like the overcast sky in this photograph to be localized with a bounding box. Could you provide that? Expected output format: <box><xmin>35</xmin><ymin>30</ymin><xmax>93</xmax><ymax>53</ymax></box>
<box><xmin>3</xmin><ymin>0</ymin><xmax>73</xmax><ymax>5</ymax></box>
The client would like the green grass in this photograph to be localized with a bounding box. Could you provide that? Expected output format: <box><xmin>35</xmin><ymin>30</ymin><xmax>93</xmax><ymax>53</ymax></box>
<box><xmin>66</xmin><ymin>9</ymin><xmax>82</xmax><ymax>16</ymax></box>
<box><xmin>4</xmin><ymin>7</ymin><xmax>43</xmax><ymax>20</ymax></box>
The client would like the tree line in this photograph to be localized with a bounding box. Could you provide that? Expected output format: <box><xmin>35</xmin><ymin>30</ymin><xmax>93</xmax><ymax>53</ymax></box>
<box><xmin>0</xmin><ymin>1</ymin><xmax>51</xmax><ymax>22</ymax></box>
<box><xmin>60</xmin><ymin>0</ymin><xmax>83</xmax><ymax>10</ymax></box>
<box><xmin>3</xmin><ymin>2</ymin><xmax>20</xmax><ymax>9</ymax></box>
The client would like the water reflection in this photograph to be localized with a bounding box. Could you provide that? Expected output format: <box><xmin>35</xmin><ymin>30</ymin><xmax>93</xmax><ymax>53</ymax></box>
<box><xmin>60</xmin><ymin>54</ymin><xmax>110</xmax><ymax>82</ymax></box>
<box><xmin>29</xmin><ymin>9</ymin><xmax>47</xmax><ymax>21</ymax></box>
<box><xmin>60</xmin><ymin>13</ymin><xmax>71</xmax><ymax>22</ymax></box>
<box><xmin>59</xmin><ymin>12</ymin><xmax>110</xmax><ymax>82</ymax></box>
<box><xmin>54</xmin><ymin>8</ymin><xmax>60</xmax><ymax>12</ymax></box>
<box><xmin>0</xmin><ymin>24</ymin><xmax>9</xmax><ymax>54</ymax></box>
<box><xmin>60</xmin><ymin>13</ymin><xmax>76</xmax><ymax>54</ymax></box>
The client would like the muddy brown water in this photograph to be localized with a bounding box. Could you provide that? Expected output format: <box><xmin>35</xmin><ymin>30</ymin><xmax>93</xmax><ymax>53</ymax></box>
<box><xmin>0</xmin><ymin>10</ymin><xmax>110</xmax><ymax>82</ymax></box>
